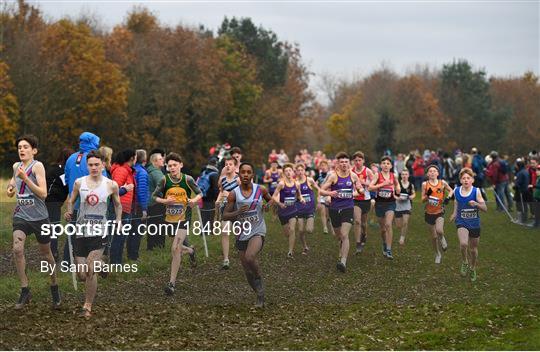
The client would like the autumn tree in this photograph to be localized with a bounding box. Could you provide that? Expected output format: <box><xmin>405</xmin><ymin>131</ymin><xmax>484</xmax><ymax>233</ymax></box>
<box><xmin>0</xmin><ymin>60</ymin><xmax>19</xmax><ymax>164</ymax></box>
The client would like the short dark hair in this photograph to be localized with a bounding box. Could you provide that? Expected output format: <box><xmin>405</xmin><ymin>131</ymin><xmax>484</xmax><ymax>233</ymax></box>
<box><xmin>224</xmin><ymin>156</ymin><xmax>237</xmax><ymax>165</ymax></box>
<box><xmin>166</xmin><ymin>152</ymin><xmax>183</xmax><ymax>164</ymax></box>
<box><xmin>231</xmin><ymin>147</ymin><xmax>242</xmax><ymax>155</ymax></box>
<box><xmin>16</xmin><ymin>134</ymin><xmax>39</xmax><ymax>149</ymax></box>
<box><xmin>150</xmin><ymin>148</ymin><xmax>166</xmax><ymax>157</ymax></box>
<box><xmin>56</xmin><ymin>147</ymin><xmax>74</xmax><ymax>165</ymax></box>
<box><xmin>113</xmin><ymin>149</ymin><xmax>136</xmax><ymax>164</ymax></box>
<box><xmin>380</xmin><ymin>156</ymin><xmax>392</xmax><ymax>163</ymax></box>
<box><xmin>335</xmin><ymin>151</ymin><xmax>350</xmax><ymax>160</ymax></box>
<box><xmin>87</xmin><ymin>150</ymin><xmax>103</xmax><ymax>162</ymax></box>
<box><xmin>239</xmin><ymin>162</ymin><xmax>254</xmax><ymax>172</ymax></box>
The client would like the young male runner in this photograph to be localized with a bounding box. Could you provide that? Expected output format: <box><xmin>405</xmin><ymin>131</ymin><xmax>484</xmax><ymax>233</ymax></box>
<box><xmin>321</xmin><ymin>152</ymin><xmax>363</xmax><ymax>272</ymax></box>
<box><xmin>65</xmin><ymin>150</ymin><xmax>122</xmax><ymax>317</ymax></box>
<box><xmin>7</xmin><ymin>135</ymin><xmax>60</xmax><ymax>309</ymax></box>
<box><xmin>351</xmin><ymin>151</ymin><xmax>374</xmax><ymax>253</ymax></box>
<box><xmin>152</xmin><ymin>153</ymin><xmax>201</xmax><ymax>295</ymax></box>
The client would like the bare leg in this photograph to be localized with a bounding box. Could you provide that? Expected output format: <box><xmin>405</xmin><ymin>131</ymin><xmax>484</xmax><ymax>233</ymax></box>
<box><xmin>353</xmin><ymin>206</ymin><xmax>362</xmax><ymax>244</ymax></box>
<box><xmin>84</xmin><ymin>249</ymin><xmax>104</xmax><ymax>311</ymax></box>
<box><xmin>384</xmin><ymin>211</ymin><xmax>394</xmax><ymax>251</ymax></box>
<box><xmin>457</xmin><ymin>228</ymin><xmax>469</xmax><ymax>264</ymax></box>
<box><xmin>339</xmin><ymin>222</ymin><xmax>351</xmax><ymax>264</ymax></box>
<box><xmin>12</xmin><ymin>231</ymin><xmax>28</xmax><ymax>287</ymax></box>
<box><xmin>287</xmin><ymin>217</ymin><xmax>297</xmax><ymax>255</ymax></box>
<box><xmin>169</xmin><ymin>228</ymin><xmax>188</xmax><ymax>284</ymax></box>
<box><xmin>469</xmin><ymin>237</ymin><xmax>480</xmax><ymax>270</ymax></box>
<box><xmin>38</xmin><ymin>243</ymin><xmax>57</xmax><ymax>285</ymax></box>
<box><xmin>220</xmin><ymin>221</ymin><xmax>230</xmax><ymax>261</ymax></box>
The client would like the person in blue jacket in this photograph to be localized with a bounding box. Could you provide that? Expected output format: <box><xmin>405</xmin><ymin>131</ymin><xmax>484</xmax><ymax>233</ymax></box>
<box><xmin>127</xmin><ymin>149</ymin><xmax>149</xmax><ymax>261</ymax></box>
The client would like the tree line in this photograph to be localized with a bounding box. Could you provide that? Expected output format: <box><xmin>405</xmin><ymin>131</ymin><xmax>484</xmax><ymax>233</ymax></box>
<box><xmin>0</xmin><ymin>1</ymin><xmax>317</xmax><ymax>169</ymax></box>
<box><xmin>322</xmin><ymin>62</ymin><xmax>539</xmax><ymax>160</ymax></box>
<box><xmin>1</xmin><ymin>1</ymin><xmax>538</xmax><ymax>171</ymax></box>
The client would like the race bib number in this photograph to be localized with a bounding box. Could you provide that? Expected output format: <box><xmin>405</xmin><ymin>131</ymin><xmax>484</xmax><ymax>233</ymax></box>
<box><xmin>239</xmin><ymin>210</ymin><xmax>260</xmax><ymax>224</ymax></box>
<box><xmin>428</xmin><ymin>196</ymin><xmax>440</xmax><ymax>207</ymax></box>
<box><xmin>83</xmin><ymin>214</ymin><xmax>105</xmax><ymax>226</ymax></box>
<box><xmin>378</xmin><ymin>189</ymin><xmax>392</xmax><ymax>198</ymax></box>
<box><xmin>338</xmin><ymin>189</ymin><xmax>353</xmax><ymax>199</ymax></box>
<box><xmin>271</xmin><ymin>181</ymin><xmax>278</xmax><ymax>189</ymax></box>
<box><xmin>17</xmin><ymin>197</ymin><xmax>35</xmax><ymax>207</ymax></box>
<box><xmin>399</xmin><ymin>193</ymin><xmax>409</xmax><ymax>200</ymax></box>
<box><xmin>166</xmin><ymin>204</ymin><xmax>185</xmax><ymax>216</ymax></box>
<box><xmin>302</xmin><ymin>194</ymin><xmax>312</xmax><ymax>203</ymax></box>
<box><xmin>460</xmin><ymin>209</ymin><xmax>478</xmax><ymax>219</ymax></box>
<box><xmin>284</xmin><ymin>197</ymin><xmax>296</xmax><ymax>206</ymax></box>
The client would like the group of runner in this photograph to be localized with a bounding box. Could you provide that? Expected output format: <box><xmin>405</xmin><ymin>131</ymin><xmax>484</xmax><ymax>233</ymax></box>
<box><xmin>7</xmin><ymin>135</ymin><xmax>492</xmax><ymax>315</ymax></box>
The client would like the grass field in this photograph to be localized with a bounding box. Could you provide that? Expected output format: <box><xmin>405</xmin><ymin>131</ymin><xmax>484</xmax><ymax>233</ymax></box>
<box><xmin>0</xmin><ymin>186</ymin><xmax>539</xmax><ymax>350</ymax></box>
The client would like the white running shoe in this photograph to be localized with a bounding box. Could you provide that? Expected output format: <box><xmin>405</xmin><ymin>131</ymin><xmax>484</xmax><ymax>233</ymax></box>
<box><xmin>435</xmin><ymin>252</ymin><xmax>442</xmax><ymax>264</ymax></box>
<box><xmin>440</xmin><ymin>236</ymin><xmax>448</xmax><ymax>251</ymax></box>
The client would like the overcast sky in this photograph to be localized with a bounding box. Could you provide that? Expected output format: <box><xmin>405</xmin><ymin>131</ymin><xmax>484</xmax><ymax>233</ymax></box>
<box><xmin>28</xmin><ymin>1</ymin><xmax>539</xmax><ymax>102</ymax></box>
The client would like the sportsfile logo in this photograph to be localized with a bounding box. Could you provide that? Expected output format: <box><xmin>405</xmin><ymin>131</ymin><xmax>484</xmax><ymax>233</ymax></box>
<box><xmin>39</xmin><ymin>221</ymin><xmax>253</xmax><ymax>238</ymax></box>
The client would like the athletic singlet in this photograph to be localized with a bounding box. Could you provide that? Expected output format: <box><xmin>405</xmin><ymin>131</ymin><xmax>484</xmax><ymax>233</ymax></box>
<box><xmin>268</xmin><ymin>171</ymin><xmax>280</xmax><ymax>194</ymax></box>
<box><xmin>278</xmin><ymin>182</ymin><xmax>298</xmax><ymax>217</ymax></box>
<box><xmin>352</xmin><ymin>166</ymin><xmax>371</xmax><ymax>201</ymax></box>
<box><xmin>455</xmin><ymin>186</ymin><xmax>480</xmax><ymax>229</ymax></box>
<box><xmin>233</xmin><ymin>183</ymin><xmax>266</xmax><ymax>241</ymax></box>
<box><xmin>76</xmin><ymin>176</ymin><xmax>112</xmax><ymax>237</ymax></box>
<box><xmin>424</xmin><ymin>180</ymin><xmax>444</xmax><ymax>215</ymax></box>
<box><xmin>296</xmin><ymin>179</ymin><xmax>315</xmax><ymax>215</ymax></box>
<box><xmin>395</xmin><ymin>181</ymin><xmax>414</xmax><ymax>212</ymax></box>
<box><xmin>330</xmin><ymin>173</ymin><xmax>354</xmax><ymax>210</ymax></box>
<box><xmin>13</xmin><ymin>161</ymin><xmax>49</xmax><ymax>221</ymax></box>
<box><xmin>375</xmin><ymin>172</ymin><xmax>396</xmax><ymax>203</ymax></box>
<box><xmin>163</xmin><ymin>174</ymin><xmax>193</xmax><ymax>223</ymax></box>
<box><xmin>221</xmin><ymin>175</ymin><xmax>239</xmax><ymax>192</ymax></box>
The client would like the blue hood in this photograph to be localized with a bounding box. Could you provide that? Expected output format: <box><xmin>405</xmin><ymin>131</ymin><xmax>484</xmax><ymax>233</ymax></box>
<box><xmin>79</xmin><ymin>132</ymin><xmax>100</xmax><ymax>152</ymax></box>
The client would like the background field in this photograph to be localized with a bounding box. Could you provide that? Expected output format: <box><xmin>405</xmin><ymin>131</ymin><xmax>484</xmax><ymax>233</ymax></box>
<box><xmin>0</xmin><ymin>187</ymin><xmax>539</xmax><ymax>350</ymax></box>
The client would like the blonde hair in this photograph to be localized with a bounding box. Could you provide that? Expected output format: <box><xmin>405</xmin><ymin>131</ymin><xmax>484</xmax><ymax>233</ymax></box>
<box><xmin>99</xmin><ymin>146</ymin><xmax>113</xmax><ymax>169</ymax></box>
<box><xmin>459</xmin><ymin>167</ymin><xmax>475</xmax><ymax>179</ymax></box>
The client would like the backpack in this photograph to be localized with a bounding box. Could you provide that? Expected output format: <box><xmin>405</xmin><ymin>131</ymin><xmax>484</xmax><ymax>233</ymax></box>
<box><xmin>499</xmin><ymin>160</ymin><xmax>508</xmax><ymax>175</ymax></box>
<box><xmin>197</xmin><ymin>170</ymin><xmax>217</xmax><ymax>198</ymax></box>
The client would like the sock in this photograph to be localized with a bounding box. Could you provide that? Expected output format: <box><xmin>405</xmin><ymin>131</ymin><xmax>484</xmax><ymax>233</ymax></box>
<box><xmin>340</xmin><ymin>257</ymin><xmax>347</xmax><ymax>265</ymax></box>
<box><xmin>253</xmin><ymin>277</ymin><xmax>264</xmax><ymax>294</ymax></box>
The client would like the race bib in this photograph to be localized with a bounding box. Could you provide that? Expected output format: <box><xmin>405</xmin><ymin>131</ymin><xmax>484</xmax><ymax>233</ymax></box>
<box><xmin>271</xmin><ymin>181</ymin><xmax>278</xmax><ymax>189</ymax></box>
<box><xmin>428</xmin><ymin>196</ymin><xmax>440</xmax><ymax>207</ymax></box>
<box><xmin>399</xmin><ymin>193</ymin><xmax>409</xmax><ymax>200</ymax></box>
<box><xmin>17</xmin><ymin>196</ymin><xmax>35</xmax><ymax>207</ymax></box>
<box><xmin>460</xmin><ymin>209</ymin><xmax>478</xmax><ymax>219</ymax></box>
<box><xmin>166</xmin><ymin>204</ymin><xmax>185</xmax><ymax>216</ymax></box>
<box><xmin>302</xmin><ymin>194</ymin><xmax>312</xmax><ymax>203</ymax></box>
<box><xmin>284</xmin><ymin>196</ymin><xmax>296</xmax><ymax>206</ymax></box>
<box><xmin>378</xmin><ymin>189</ymin><xmax>392</xmax><ymax>198</ymax></box>
<box><xmin>338</xmin><ymin>189</ymin><xmax>353</xmax><ymax>199</ymax></box>
<box><xmin>239</xmin><ymin>210</ymin><xmax>260</xmax><ymax>224</ymax></box>
<box><xmin>83</xmin><ymin>214</ymin><xmax>105</xmax><ymax>226</ymax></box>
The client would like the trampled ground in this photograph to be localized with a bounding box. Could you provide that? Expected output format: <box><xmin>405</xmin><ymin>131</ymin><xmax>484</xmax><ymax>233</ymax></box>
<box><xmin>0</xmin><ymin>188</ymin><xmax>539</xmax><ymax>350</ymax></box>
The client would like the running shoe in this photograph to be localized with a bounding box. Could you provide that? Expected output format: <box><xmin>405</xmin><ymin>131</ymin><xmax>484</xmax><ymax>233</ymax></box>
<box><xmin>460</xmin><ymin>262</ymin><xmax>469</xmax><ymax>277</ymax></box>
<box><xmin>470</xmin><ymin>269</ymin><xmax>478</xmax><ymax>282</ymax></box>
<box><xmin>221</xmin><ymin>259</ymin><xmax>230</xmax><ymax>270</ymax></box>
<box><xmin>287</xmin><ymin>252</ymin><xmax>294</xmax><ymax>259</ymax></box>
<box><xmin>164</xmin><ymin>282</ymin><xmax>175</xmax><ymax>296</ymax></box>
<box><xmin>435</xmin><ymin>252</ymin><xmax>442</xmax><ymax>264</ymax></box>
<box><xmin>440</xmin><ymin>236</ymin><xmax>448</xmax><ymax>251</ymax></box>
<box><xmin>302</xmin><ymin>247</ymin><xmax>309</xmax><ymax>255</ymax></box>
<box><xmin>50</xmin><ymin>285</ymin><xmax>61</xmax><ymax>310</ymax></box>
<box><xmin>79</xmin><ymin>307</ymin><xmax>92</xmax><ymax>318</ymax></box>
<box><xmin>386</xmin><ymin>249</ymin><xmax>394</xmax><ymax>260</ymax></box>
<box><xmin>360</xmin><ymin>234</ymin><xmax>367</xmax><ymax>245</ymax></box>
<box><xmin>382</xmin><ymin>243</ymin><xmax>388</xmax><ymax>257</ymax></box>
<box><xmin>15</xmin><ymin>287</ymin><xmax>31</xmax><ymax>310</ymax></box>
<box><xmin>336</xmin><ymin>262</ymin><xmax>346</xmax><ymax>273</ymax></box>
<box><xmin>189</xmin><ymin>247</ymin><xmax>197</xmax><ymax>268</ymax></box>
<box><xmin>355</xmin><ymin>242</ymin><xmax>362</xmax><ymax>254</ymax></box>
<box><xmin>323</xmin><ymin>227</ymin><xmax>328</xmax><ymax>234</ymax></box>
